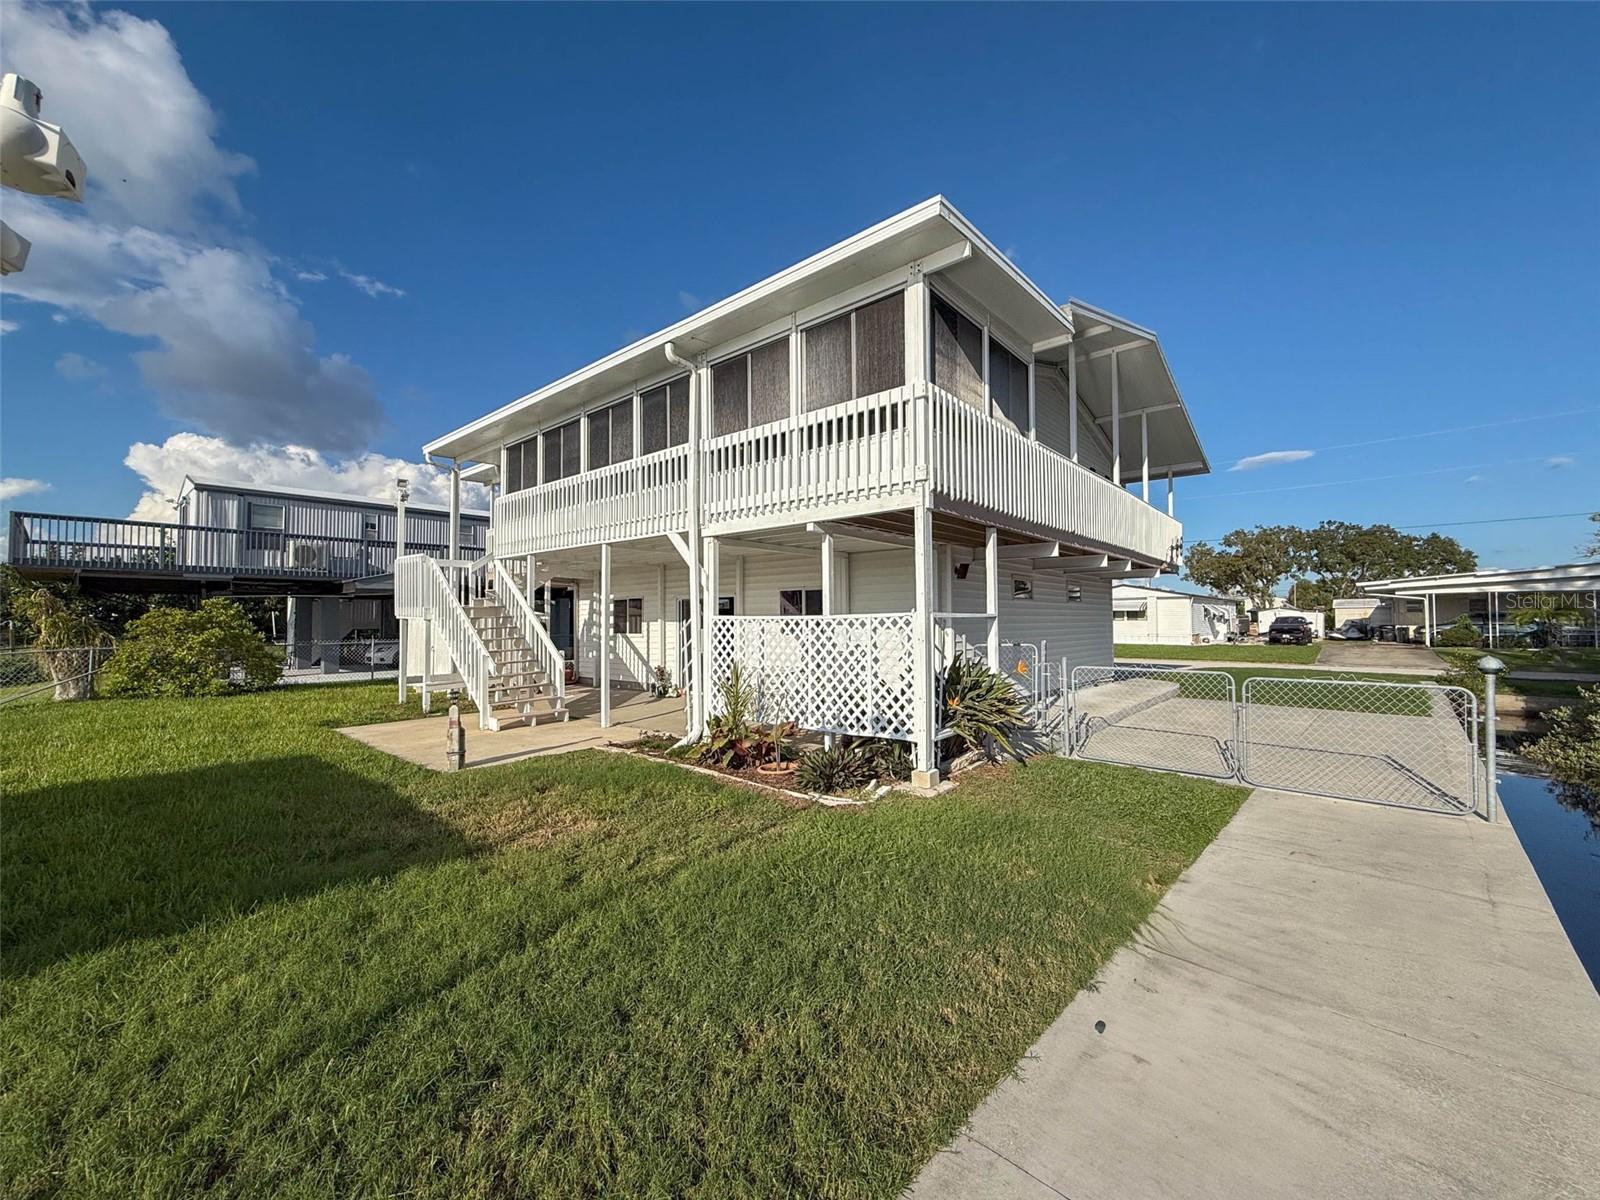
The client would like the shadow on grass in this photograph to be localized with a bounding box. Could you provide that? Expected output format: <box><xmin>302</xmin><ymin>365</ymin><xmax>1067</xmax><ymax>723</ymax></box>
<box><xmin>2</xmin><ymin>756</ymin><xmax>469</xmax><ymax>976</ymax></box>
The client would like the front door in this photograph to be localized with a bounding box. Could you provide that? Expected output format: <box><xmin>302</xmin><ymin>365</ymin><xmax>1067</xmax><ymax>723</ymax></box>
<box><xmin>544</xmin><ymin>585</ymin><xmax>576</xmax><ymax>666</ymax></box>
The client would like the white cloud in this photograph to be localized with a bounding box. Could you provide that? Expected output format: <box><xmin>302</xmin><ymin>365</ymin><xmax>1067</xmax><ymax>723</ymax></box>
<box><xmin>122</xmin><ymin>433</ymin><xmax>489</xmax><ymax>521</ymax></box>
<box><xmin>677</xmin><ymin>290</ymin><xmax>701</xmax><ymax>311</ymax></box>
<box><xmin>1229</xmin><ymin>449</ymin><xmax>1315</xmax><ymax>472</ymax></box>
<box><xmin>51</xmin><ymin>312</ymin><xmax>69</xmax><ymax>324</ymax></box>
<box><xmin>55</xmin><ymin>351</ymin><xmax>109</xmax><ymax>382</ymax></box>
<box><xmin>1547</xmin><ymin>455</ymin><xmax>1576</xmax><ymax>468</ymax></box>
<box><xmin>0</xmin><ymin>3</ymin><xmax>385</xmax><ymax>454</ymax></box>
<box><xmin>1464</xmin><ymin>474</ymin><xmax>1483</xmax><ymax>484</ymax></box>
<box><xmin>0</xmin><ymin>3</ymin><xmax>253</xmax><ymax>232</ymax></box>
<box><xmin>0</xmin><ymin>477</ymin><xmax>51</xmax><ymax>503</ymax></box>
<box><xmin>294</xmin><ymin>269</ymin><xmax>327</xmax><ymax>283</ymax></box>
<box><xmin>0</xmin><ymin>319</ymin><xmax>17</xmax><ymax>334</ymax></box>
<box><xmin>338</xmin><ymin>269</ymin><xmax>405</xmax><ymax>299</ymax></box>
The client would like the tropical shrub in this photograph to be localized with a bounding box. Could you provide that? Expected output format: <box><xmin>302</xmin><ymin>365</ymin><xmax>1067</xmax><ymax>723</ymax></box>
<box><xmin>698</xmin><ymin>665</ymin><xmax>795</xmax><ymax>769</ymax></box>
<box><xmin>100</xmin><ymin>599</ymin><xmax>282</xmax><ymax>698</ymax></box>
<box><xmin>795</xmin><ymin>743</ymin><xmax>873</xmax><ymax>794</ymax></box>
<box><xmin>1437</xmin><ymin>616</ymin><xmax>1483</xmax><ymax>648</ymax></box>
<box><xmin>851</xmin><ymin>736</ymin><xmax>912</xmax><ymax>781</ymax></box>
<box><xmin>939</xmin><ymin>655</ymin><xmax>1026</xmax><ymax>758</ymax></box>
<box><xmin>1522</xmin><ymin>684</ymin><xmax>1600</xmax><ymax>813</ymax></box>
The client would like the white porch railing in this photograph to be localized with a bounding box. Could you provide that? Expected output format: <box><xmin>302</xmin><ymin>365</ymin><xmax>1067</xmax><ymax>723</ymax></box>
<box><xmin>494</xmin><ymin>444</ymin><xmax>689</xmax><ymax>556</ymax></box>
<box><xmin>708</xmin><ymin>613</ymin><xmax>917</xmax><ymax>742</ymax></box>
<box><xmin>702</xmin><ymin>384</ymin><xmax>925</xmax><ymax>530</ymax></box>
<box><xmin>394</xmin><ymin>554</ymin><xmax>498</xmax><ymax>728</ymax></box>
<box><xmin>488</xmin><ymin>383</ymin><xmax>1181</xmax><ymax>569</ymax></box>
<box><xmin>926</xmin><ymin>384</ymin><xmax>1181</xmax><ymax>567</ymax></box>
<box><xmin>491</xmin><ymin>559</ymin><xmax>567</xmax><ymax>709</ymax></box>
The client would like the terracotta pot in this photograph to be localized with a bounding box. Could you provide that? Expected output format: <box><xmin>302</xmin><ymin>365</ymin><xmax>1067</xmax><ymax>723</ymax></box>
<box><xmin>755</xmin><ymin>761</ymin><xmax>797</xmax><ymax>777</ymax></box>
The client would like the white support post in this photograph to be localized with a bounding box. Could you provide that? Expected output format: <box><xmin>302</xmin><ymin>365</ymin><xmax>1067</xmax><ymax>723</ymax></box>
<box><xmin>525</xmin><ymin>553</ymin><xmax>535</xmax><ymax>598</ymax></box>
<box><xmin>657</xmin><ymin>564</ymin><xmax>667</xmax><ymax>682</ymax></box>
<box><xmin>703</xmin><ymin>535</ymin><xmax>720</xmax><ymax>713</ymax></box>
<box><xmin>1027</xmin><ymin>361</ymin><xmax>1037</xmax><ymax>440</ymax></box>
<box><xmin>448</xmin><ymin>460</ymin><xmax>461</xmax><ymax>560</ymax></box>
<box><xmin>985</xmin><ymin>525</ymin><xmax>1000</xmax><ymax>670</ymax></box>
<box><xmin>822</xmin><ymin>531</ymin><xmax>835</xmax><ymax>749</ymax></box>
<box><xmin>1111</xmin><ymin>350</ymin><xmax>1122</xmax><ymax>486</ymax></box>
<box><xmin>905</xmin><ymin>264</ymin><xmax>929</xmax><ymax>386</ymax></box>
<box><xmin>396</xmin><ymin>618</ymin><xmax>408</xmax><ymax>704</ymax></box>
<box><xmin>1424</xmin><ymin>593</ymin><xmax>1434</xmax><ymax>648</ymax></box>
<box><xmin>1067</xmin><ymin>343</ymin><xmax>1079</xmax><ymax>463</ymax></box>
<box><xmin>600</xmin><ymin>542</ymin><xmax>612</xmax><ymax>727</ymax></box>
<box><xmin>1167</xmin><ymin>470</ymin><xmax>1174</xmax><ymax>516</ymax></box>
<box><xmin>1140</xmin><ymin>411</ymin><xmax>1150</xmax><ymax>502</ymax></box>
<box><xmin>421</xmin><ymin>619</ymin><xmax>432</xmax><ymax>715</ymax></box>
<box><xmin>912</xmin><ymin>503</ymin><xmax>937</xmax><ymax>786</ymax></box>
<box><xmin>981</xmin><ymin>323</ymin><xmax>991</xmax><ymax>418</ymax></box>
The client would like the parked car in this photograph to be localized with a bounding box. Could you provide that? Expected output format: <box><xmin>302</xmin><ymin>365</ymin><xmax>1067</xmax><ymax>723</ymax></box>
<box><xmin>1267</xmin><ymin>615</ymin><xmax>1315</xmax><ymax>645</ymax></box>
<box><xmin>340</xmin><ymin>629</ymin><xmax>400</xmax><ymax>668</ymax></box>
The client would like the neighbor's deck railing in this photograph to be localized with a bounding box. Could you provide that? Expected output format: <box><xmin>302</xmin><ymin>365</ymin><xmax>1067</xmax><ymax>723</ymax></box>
<box><xmin>489</xmin><ymin>384</ymin><xmax>1181</xmax><ymax>567</ymax></box>
<box><xmin>7</xmin><ymin>511</ymin><xmax>476</xmax><ymax>580</ymax></box>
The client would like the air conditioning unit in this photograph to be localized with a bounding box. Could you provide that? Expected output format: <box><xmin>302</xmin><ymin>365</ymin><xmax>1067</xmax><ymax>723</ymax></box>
<box><xmin>287</xmin><ymin>540</ymin><xmax>329</xmax><ymax>572</ymax></box>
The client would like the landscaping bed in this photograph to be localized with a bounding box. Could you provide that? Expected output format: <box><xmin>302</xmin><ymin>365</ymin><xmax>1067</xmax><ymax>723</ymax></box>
<box><xmin>1</xmin><ymin>683</ymin><xmax>1243</xmax><ymax>1199</ymax></box>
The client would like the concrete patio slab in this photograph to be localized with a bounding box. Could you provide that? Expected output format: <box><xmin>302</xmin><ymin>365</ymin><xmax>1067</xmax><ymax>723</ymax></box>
<box><xmin>908</xmin><ymin>788</ymin><xmax>1600</xmax><ymax>1200</ymax></box>
<box><xmin>340</xmin><ymin>687</ymin><xmax>686</xmax><ymax>771</ymax></box>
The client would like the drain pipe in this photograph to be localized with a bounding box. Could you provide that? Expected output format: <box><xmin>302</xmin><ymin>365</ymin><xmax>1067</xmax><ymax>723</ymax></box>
<box><xmin>665</xmin><ymin>340</ymin><xmax>703</xmax><ymax>746</ymax></box>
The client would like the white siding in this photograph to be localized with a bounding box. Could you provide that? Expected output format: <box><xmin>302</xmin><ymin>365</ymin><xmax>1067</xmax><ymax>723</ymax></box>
<box><xmin>949</xmin><ymin>559</ymin><xmax>1113</xmax><ymax>674</ymax></box>
<box><xmin>1034</xmin><ymin>372</ymin><xmax>1114</xmax><ymax>478</ymax></box>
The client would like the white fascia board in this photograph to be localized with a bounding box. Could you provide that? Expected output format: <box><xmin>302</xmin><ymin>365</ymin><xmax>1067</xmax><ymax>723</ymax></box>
<box><xmin>424</xmin><ymin>197</ymin><xmax>1073</xmax><ymax>461</ymax></box>
<box><xmin>1358</xmin><ymin>561</ymin><xmax>1600</xmax><ymax>594</ymax></box>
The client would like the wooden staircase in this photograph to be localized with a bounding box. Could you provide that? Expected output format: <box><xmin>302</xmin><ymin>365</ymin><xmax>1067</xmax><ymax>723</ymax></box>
<box><xmin>466</xmin><ymin>597</ymin><xmax>569</xmax><ymax>730</ymax></box>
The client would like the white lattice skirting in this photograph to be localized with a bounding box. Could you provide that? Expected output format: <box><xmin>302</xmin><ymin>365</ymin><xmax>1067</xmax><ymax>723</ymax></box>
<box><xmin>709</xmin><ymin>614</ymin><xmax>917</xmax><ymax>742</ymax></box>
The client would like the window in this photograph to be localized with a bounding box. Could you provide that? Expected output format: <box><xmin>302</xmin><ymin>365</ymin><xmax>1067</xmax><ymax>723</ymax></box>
<box><xmin>930</xmin><ymin>294</ymin><xmax>984</xmax><ymax>407</ymax></box>
<box><xmin>987</xmin><ymin>337</ymin><xmax>1030</xmax><ymax>431</ymax></box>
<box><xmin>541</xmin><ymin>418</ymin><xmax>581</xmax><ymax>483</ymax></box>
<box><xmin>1405</xmin><ymin>599</ymin><xmax>1424</xmax><ymax>614</ymax></box>
<box><xmin>611</xmin><ymin>597</ymin><xmax>643</xmax><ymax>635</ymax></box>
<box><xmin>247</xmin><ymin>502</ymin><xmax>284</xmax><ymax>532</ymax></box>
<box><xmin>711</xmin><ymin>336</ymin><xmax>791</xmax><ymax>435</ymax></box>
<box><xmin>803</xmin><ymin>292</ymin><xmax>906</xmax><ymax>412</ymax></box>
<box><xmin>506</xmin><ymin>435</ymin><xmax>540</xmax><ymax>492</ymax></box>
<box><xmin>639</xmin><ymin>376</ymin><xmax>691</xmax><ymax>454</ymax></box>
<box><xmin>779</xmin><ymin>588</ymin><xmax>824</xmax><ymax>616</ymax></box>
<box><xmin>1112</xmin><ymin>603</ymin><xmax>1147</xmax><ymax>621</ymax></box>
<box><xmin>587</xmin><ymin>397</ymin><xmax>633</xmax><ymax>470</ymax></box>
<box><xmin>717</xmin><ymin>595</ymin><xmax>736</xmax><ymax>616</ymax></box>
<box><xmin>1012</xmin><ymin>576</ymin><xmax>1034</xmax><ymax>601</ymax></box>
<box><xmin>363</xmin><ymin>515</ymin><xmax>379</xmax><ymax>538</ymax></box>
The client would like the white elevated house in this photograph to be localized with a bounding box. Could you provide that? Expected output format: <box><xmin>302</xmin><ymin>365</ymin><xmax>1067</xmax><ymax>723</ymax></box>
<box><xmin>1112</xmin><ymin>581</ymin><xmax>1240</xmax><ymax>645</ymax></box>
<box><xmin>397</xmin><ymin>197</ymin><xmax>1210</xmax><ymax>784</ymax></box>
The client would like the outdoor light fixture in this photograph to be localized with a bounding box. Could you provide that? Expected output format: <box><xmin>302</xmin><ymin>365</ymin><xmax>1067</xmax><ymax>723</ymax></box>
<box><xmin>953</xmin><ymin>561</ymin><xmax>971</xmax><ymax>580</ymax></box>
<box><xmin>395</xmin><ymin>476</ymin><xmax>410</xmax><ymax>503</ymax></box>
<box><xmin>1</xmin><ymin>72</ymin><xmax>87</xmax><ymax>275</ymax></box>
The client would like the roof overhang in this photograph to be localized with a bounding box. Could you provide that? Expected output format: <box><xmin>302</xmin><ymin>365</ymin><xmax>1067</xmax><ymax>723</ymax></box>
<box><xmin>424</xmin><ymin>196</ymin><xmax>1075</xmax><ymax>463</ymax></box>
<box><xmin>1358</xmin><ymin>561</ymin><xmax>1600</xmax><ymax>598</ymax></box>
<box><xmin>1032</xmin><ymin>300</ymin><xmax>1209</xmax><ymax>480</ymax></box>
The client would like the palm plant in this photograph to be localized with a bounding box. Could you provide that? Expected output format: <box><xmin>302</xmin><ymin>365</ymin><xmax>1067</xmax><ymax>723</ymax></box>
<box><xmin>939</xmin><ymin>655</ymin><xmax>1026</xmax><ymax>759</ymax></box>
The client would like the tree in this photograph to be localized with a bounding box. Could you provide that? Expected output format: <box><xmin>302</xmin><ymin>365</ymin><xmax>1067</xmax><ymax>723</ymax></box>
<box><xmin>1184</xmin><ymin>525</ymin><xmax>1304</xmax><ymax>609</ymax></box>
<box><xmin>1523</xmin><ymin>684</ymin><xmax>1599</xmax><ymax>827</ymax></box>
<box><xmin>6</xmin><ymin>575</ymin><xmax>112</xmax><ymax>700</ymax></box>
<box><xmin>1186</xmin><ymin>522</ymin><xmax>1477</xmax><ymax>609</ymax></box>
<box><xmin>1582</xmin><ymin>513</ymin><xmax>1599</xmax><ymax>558</ymax></box>
<box><xmin>100</xmin><ymin>599</ymin><xmax>282</xmax><ymax>698</ymax></box>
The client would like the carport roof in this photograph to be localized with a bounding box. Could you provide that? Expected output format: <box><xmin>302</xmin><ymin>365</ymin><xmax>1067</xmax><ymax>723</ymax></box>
<box><xmin>1358</xmin><ymin>561</ymin><xmax>1600</xmax><ymax>597</ymax></box>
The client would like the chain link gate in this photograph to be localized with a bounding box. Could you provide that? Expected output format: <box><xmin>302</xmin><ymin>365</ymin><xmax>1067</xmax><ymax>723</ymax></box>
<box><xmin>1067</xmin><ymin>664</ymin><xmax>1238</xmax><ymax>779</ymax></box>
<box><xmin>1238</xmin><ymin>676</ymin><xmax>1479</xmax><ymax>815</ymax></box>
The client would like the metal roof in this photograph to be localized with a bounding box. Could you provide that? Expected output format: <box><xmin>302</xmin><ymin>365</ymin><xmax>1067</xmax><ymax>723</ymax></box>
<box><xmin>1358</xmin><ymin>561</ymin><xmax>1600</xmax><ymax>597</ymax></box>
<box><xmin>180</xmin><ymin>475</ymin><xmax>490</xmax><ymax>520</ymax></box>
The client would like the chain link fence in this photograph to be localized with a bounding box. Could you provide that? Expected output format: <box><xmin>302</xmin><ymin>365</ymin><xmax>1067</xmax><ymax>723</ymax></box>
<box><xmin>275</xmin><ymin>639</ymin><xmax>399</xmax><ymax>684</ymax></box>
<box><xmin>1068</xmin><ymin>664</ymin><xmax>1238</xmax><ymax>779</ymax></box>
<box><xmin>1063</xmin><ymin>663</ymin><xmax>1482</xmax><ymax>815</ymax></box>
<box><xmin>0</xmin><ymin>645</ymin><xmax>115</xmax><ymax>706</ymax></box>
<box><xmin>1238</xmin><ymin>676</ymin><xmax>1478</xmax><ymax>815</ymax></box>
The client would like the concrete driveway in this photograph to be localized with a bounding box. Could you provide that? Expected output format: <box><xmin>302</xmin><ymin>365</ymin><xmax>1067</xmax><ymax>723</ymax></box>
<box><xmin>1319</xmin><ymin>639</ymin><xmax>1445</xmax><ymax>672</ymax></box>
<box><xmin>908</xmin><ymin>788</ymin><xmax>1600</xmax><ymax>1200</ymax></box>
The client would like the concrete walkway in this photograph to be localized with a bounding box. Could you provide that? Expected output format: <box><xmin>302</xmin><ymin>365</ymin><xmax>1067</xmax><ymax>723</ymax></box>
<box><xmin>908</xmin><ymin>789</ymin><xmax>1600</xmax><ymax>1200</ymax></box>
<box><xmin>340</xmin><ymin>688</ymin><xmax>686</xmax><ymax>771</ymax></box>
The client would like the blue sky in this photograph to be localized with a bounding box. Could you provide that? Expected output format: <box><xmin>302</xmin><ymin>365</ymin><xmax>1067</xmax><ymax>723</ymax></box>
<box><xmin>1</xmin><ymin>2</ymin><xmax>1595</xmax><ymax>565</ymax></box>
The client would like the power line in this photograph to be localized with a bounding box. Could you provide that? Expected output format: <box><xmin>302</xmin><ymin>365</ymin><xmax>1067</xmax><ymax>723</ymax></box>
<box><xmin>1195</xmin><ymin>454</ymin><xmax>1555</xmax><ymax>498</ymax></box>
<box><xmin>1186</xmin><ymin>510</ymin><xmax>1595</xmax><ymax>544</ymax></box>
<box><xmin>1212</xmin><ymin>407</ymin><xmax>1600</xmax><ymax>458</ymax></box>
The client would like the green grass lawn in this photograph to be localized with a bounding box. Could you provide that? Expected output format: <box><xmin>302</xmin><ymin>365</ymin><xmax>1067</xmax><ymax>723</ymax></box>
<box><xmin>1116</xmin><ymin>641</ymin><xmax>1323</xmax><ymax>665</ymax></box>
<box><xmin>1437</xmin><ymin>646</ymin><xmax>1599</xmax><ymax>697</ymax></box>
<box><xmin>1144</xmin><ymin>666</ymin><xmax>1440</xmax><ymax>714</ymax></box>
<box><xmin>1</xmin><ymin>684</ymin><xmax>1243</xmax><ymax>1199</ymax></box>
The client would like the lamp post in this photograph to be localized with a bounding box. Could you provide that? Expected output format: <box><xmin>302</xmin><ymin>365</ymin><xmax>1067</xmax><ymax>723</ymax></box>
<box><xmin>394</xmin><ymin>476</ymin><xmax>410</xmax><ymax>562</ymax></box>
<box><xmin>1478</xmin><ymin>655</ymin><xmax>1504</xmax><ymax>822</ymax></box>
<box><xmin>395</xmin><ymin>476</ymin><xmax>411</xmax><ymax>706</ymax></box>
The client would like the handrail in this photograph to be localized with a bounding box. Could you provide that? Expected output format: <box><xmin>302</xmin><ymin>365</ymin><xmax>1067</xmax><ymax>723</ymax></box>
<box><xmin>494</xmin><ymin>443</ymin><xmax>689</xmax><ymax>556</ymax></box>
<box><xmin>493</xmin><ymin>562</ymin><xmax>568</xmax><ymax>709</ymax></box>
<box><xmin>396</xmin><ymin>554</ymin><xmax>498</xmax><ymax>729</ymax></box>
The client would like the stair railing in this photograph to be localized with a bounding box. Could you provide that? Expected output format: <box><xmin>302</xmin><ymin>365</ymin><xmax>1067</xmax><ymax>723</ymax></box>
<box><xmin>492</xmin><ymin>559</ymin><xmax>567</xmax><ymax>711</ymax></box>
<box><xmin>400</xmin><ymin>555</ymin><xmax>498</xmax><ymax>729</ymax></box>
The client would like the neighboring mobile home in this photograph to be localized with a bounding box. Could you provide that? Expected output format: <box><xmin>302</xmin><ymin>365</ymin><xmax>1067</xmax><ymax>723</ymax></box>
<box><xmin>1353</xmin><ymin>562</ymin><xmax>1600</xmax><ymax>647</ymax></box>
<box><xmin>398</xmin><ymin>197</ymin><xmax>1211</xmax><ymax>784</ymax></box>
<box><xmin>1112</xmin><ymin>582</ymin><xmax>1240</xmax><ymax>644</ymax></box>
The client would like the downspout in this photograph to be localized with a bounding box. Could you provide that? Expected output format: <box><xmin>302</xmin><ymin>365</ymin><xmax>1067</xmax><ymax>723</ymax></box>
<box><xmin>665</xmin><ymin>340</ymin><xmax>703</xmax><ymax>744</ymax></box>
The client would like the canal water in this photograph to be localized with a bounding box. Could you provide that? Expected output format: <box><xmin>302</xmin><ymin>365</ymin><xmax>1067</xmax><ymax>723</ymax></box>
<box><xmin>1498</xmin><ymin>772</ymin><xmax>1599</xmax><ymax>990</ymax></box>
